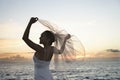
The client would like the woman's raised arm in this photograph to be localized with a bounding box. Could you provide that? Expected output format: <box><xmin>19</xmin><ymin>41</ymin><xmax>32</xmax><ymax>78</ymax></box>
<box><xmin>22</xmin><ymin>17</ymin><xmax>42</xmax><ymax>51</ymax></box>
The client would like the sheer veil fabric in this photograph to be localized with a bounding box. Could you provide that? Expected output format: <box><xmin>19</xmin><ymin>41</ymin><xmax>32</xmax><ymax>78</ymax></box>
<box><xmin>38</xmin><ymin>19</ymin><xmax>85</xmax><ymax>79</ymax></box>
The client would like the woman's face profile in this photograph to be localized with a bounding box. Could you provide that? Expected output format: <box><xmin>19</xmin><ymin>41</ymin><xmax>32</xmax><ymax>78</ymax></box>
<box><xmin>39</xmin><ymin>33</ymin><xmax>48</xmax><ymax>44</ymax></box>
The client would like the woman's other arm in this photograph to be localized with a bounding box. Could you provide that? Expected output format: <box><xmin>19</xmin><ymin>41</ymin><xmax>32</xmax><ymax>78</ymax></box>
<box><xmin>54</xmin><ymin>34</ymin><xmax>71</xmax><ymax>54</ymax></box>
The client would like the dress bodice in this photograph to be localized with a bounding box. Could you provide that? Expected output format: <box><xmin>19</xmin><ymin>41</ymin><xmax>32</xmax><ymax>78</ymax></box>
<box><xmin>33</xmin><ymin>54</ymin><xmax>50</xmax><ymax>68</ymax></box>
<box><xmin>33</xmin><ymin>54</ymin><xmax>53</xmax><ymax>80</ymax></box>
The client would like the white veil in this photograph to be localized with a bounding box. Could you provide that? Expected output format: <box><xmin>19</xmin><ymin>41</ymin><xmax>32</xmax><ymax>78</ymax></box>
<box><xmin>38</xmin><ymin>19</ymin><xmax>85</xmax><ymax>79</ymax></box>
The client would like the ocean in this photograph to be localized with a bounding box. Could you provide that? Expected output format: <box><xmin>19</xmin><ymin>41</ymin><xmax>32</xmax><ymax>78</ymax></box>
<box><xmin>0</xmin><ymin>58</ymin><xmax>120</xmax><ymax>80</ymax></box>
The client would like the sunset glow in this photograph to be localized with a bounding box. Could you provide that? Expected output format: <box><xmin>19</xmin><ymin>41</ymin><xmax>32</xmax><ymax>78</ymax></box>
<box><xmin>0</xmin><ymin>0</ymin><xmax>120</xmax><ymax>59</ymax></box>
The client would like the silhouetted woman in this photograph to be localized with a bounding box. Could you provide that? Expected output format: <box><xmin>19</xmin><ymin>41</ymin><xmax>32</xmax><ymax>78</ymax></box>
<box><xmin>22</xmin><ymin>17</ymin><xmax>70</xmax><ymax>80</ymax></box>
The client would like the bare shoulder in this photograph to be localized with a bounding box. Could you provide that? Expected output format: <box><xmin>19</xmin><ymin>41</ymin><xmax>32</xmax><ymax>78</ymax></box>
<box><xmin>52</xmin><ymin>46</ymin><xmax>60</xmax><ymax>54</ymax></box>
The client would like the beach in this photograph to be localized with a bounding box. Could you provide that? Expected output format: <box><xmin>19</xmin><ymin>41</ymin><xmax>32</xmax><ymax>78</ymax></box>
<box><xmin>0</xmin><ymin>58</ymin><xmax>120</xmax><ymax>80</ymax></box>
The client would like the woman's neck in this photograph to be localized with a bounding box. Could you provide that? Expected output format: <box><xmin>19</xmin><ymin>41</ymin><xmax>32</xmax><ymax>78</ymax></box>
<box><xmin>44</xmin><ymin>44</ymin><xmax>51</xmax><ymax>48</ymax></box>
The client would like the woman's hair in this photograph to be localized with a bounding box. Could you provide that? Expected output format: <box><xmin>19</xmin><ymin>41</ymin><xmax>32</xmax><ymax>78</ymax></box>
<box><xmin>42</xmin><ymin>30</ymin><xmax>55</xmax><ymax>45</ymax></box>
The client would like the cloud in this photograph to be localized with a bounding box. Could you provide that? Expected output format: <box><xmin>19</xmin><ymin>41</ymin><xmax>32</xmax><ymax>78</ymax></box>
<box><xmin>106</xmin><ymin>49</ymin><xmax>120</xmax><ymax>53</ymax></box>
<box><xmin>0</xmin><ymin>52</ymin><xmax>33</xmax><ymax>59</ymax></box>
<box><xmin>94</xmin><ymin>49</ymin><xmax>120</xmax><ymax>58</ymax></box>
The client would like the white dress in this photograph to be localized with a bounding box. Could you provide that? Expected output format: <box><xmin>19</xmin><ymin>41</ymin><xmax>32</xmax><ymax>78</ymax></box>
<box><xmin>33</xmin><ymin>55</ymin><xmax>53</xmax><ymax>80</ymax></box>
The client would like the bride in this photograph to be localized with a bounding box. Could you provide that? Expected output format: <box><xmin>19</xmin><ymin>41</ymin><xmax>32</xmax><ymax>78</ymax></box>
<box><xmin>22</xmin><ymin>17</ymin><xmax>71</xmax><ymax>80</ymax></box>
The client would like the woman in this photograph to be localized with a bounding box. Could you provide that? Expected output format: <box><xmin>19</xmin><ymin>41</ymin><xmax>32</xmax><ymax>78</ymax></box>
<box><xmin>22</xmin><ymin>17</ymin><xmax>70</xmax><ymax>80</ymax></box>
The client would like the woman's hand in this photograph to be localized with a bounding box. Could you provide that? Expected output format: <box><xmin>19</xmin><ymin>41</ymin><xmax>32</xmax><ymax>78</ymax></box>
<box><xmin>29</xmin><ymin>17</ymin><xmax>38</xmax><ymax>24</ymax></box>
<box><xmin>65</xmin><ymin>34</ymin><xmax>71</xmax><ymax>39</ymax></box>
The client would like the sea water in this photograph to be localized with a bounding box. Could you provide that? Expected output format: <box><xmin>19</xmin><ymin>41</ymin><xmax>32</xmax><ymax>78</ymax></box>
<box><xmin>0</xmin><ymin>58</ymin><xmax>120</xmax><ymax>80</ymax></box>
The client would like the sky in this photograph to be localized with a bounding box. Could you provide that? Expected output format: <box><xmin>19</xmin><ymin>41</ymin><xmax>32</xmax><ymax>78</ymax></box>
<box><xmin>0</xmin><ymin>0</ymin><xmax>120</xmax><ymax>58</ymax></box>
